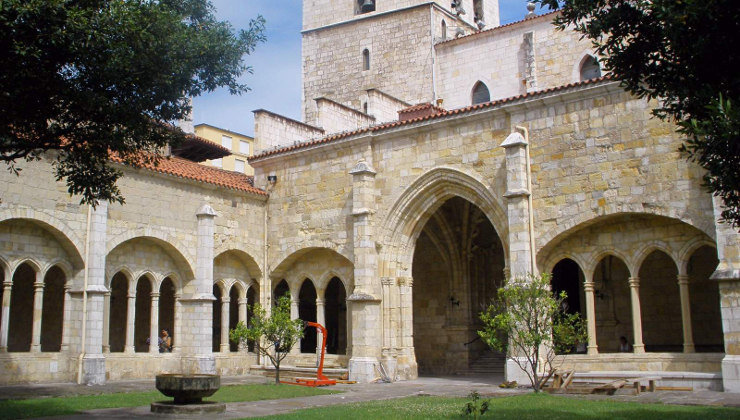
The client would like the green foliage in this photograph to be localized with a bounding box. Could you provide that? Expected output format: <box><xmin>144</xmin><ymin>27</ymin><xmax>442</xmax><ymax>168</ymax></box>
<box><xmin>533</xmin><ymin>0</ymin><xmax>740</xmax><ymax>228</ymax></box>
<box><xmin>462</xmin><ymin>391</ymin><xmax>489</xmax><ymax>419</ymax></box>
<box><xmin>478</xmin><ymin>272</ymin><xmax>586</xmax><ymax>392</ymax></box>
<box><xmin>230</xmin><ymin>295</ymin><xmax>304</xmax><ymax>384</ymax></box>
<box><xmin>0</xmin><ymin>0</ymin><xmax>265</xmax><ymax>206</ymax></box>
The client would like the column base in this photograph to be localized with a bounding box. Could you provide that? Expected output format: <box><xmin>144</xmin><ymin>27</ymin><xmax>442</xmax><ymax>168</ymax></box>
<box><xmin>380</xmin><ymin>354</ymin><xmax>397</xmax><ymax>382</ymax></box>
<box><xmin>180</xmin><ymin>355</ymin><xmax>216</xmax><ymax>375</ymax></box>
<box><xmin>722</xmin><ymin>354</ymin><xmax>740</xmax><ymax>392</ymax></box>
<box><xmin>505</xmin><ymin>357</ymin><xmax>531</xmax><ymax>385</ymax></box>
<box><xmin>349</xmin><ymin>356</ymin><xmax>381</xmax><ymax>383</ymax></box>
<box><xmin>82</xmin><ymin>354</ymin><xmax>106</xmax><ymax>385</ymax></box>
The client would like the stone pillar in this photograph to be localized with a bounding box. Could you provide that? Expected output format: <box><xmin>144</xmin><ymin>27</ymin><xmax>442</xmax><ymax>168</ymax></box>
<box><xmin>82</xmin><ymin>202</ymin><xmax>109</xmax><ymax>385</ymax></box>
<box><xmin>238</xmin><ymin>297</ymin><xmax>248</xmax><ymax>352</ymax></box>
<box><xmin>676</xmin><ymin>274</ymin><xmax>695</xmax><ymax>353</ymax></box>
<box><xmin>149</xmin><ymin>292</ymin><xmax>160</xmax><ymax>354</ymax></box>
<box><xmin>395</xmin><ymin>276</ymin><xmax>414</xmax><ymax>380</ymax></box>
<box><xmin>583</xmin><ymin>280</ymin><xmax>598</xmax><ymax>355</ymax></box>
<box><xmin>30</xmin><ymin>271</ymin><xmax>44</xmax><ymax>352</ymax></box>
<box><xmin>220</xmin><ymin>297</ymin><xmax>230</xmax><ymax>352</ymax></box>
<box><xmin>501</xmin><ymin>132</ymin><xmax>533</xmax><ymax>278</ymax></box>
<box><xmin>316</xmin><ymin>297</ymin><xmax>325</xmax><ymax>361</ymax></box>
<box><xmin>501</xmin><ymin>131</ymin><xmax>535</xmax><ymax>383</ymax></box>
<box><xmin>348</xmin><ymin>156</ymin><xmax>383</xmax><ymax>382</ymax></box>
<box><xmin>125</xmin><ymin>291</ymin><xmax>136</xmax><ymax>353</ymax></box>
<box><xmin>290</xmin><ymin>296</ymin><xmax>300</xmax><ymax>355</ymax></box>
<box><xmin>179</xmin><ymin>204</ymin><xmax>217</xmax><ymax>374</ymax></box>
<box><xmin>628</xmin><ymin>277</ymin><xmax>645</xmax><ymax>353</ymax></box>
<box><xmin>102</xmin><ymin>291</ymin><xmax>111</xmax><ymax>353</ymax></box>
<box><xmin>710</xmin><ymin>197</ymin><xmax>740</xmax><ymax>392</ymax></box>
<box><xmin>0</xmin><ymin>280</ymin><xmax>10</xmax><ymax>352</ymax></box>
<box><xmin>60</xmin><ymin>284</ymin><xmax>72</xmax><ymax>352</ymax></box>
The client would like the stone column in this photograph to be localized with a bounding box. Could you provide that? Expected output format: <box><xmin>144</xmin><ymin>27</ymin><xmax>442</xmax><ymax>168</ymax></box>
<box><xmin>220</xmin><ymin>297</ymin><xmax>230</xmax><ymax>352</ymax></box>
<box><xmin>149</xmin><ymin>292</ymin><xmax>160</xmax><ymax>354</ymax></box>
<box><xmin>628</xmin><ymin>277</ymin><xmax>645</xmax><ymax>353</ymax></box>
<box><xmin>290</xmin><ymin>296</ymin><xmax>300</xmax><ymax>355</ymax></box>
<box><xmin>583</xmin><ymin>280</ymin><xmax>598</xmax><ymax>355</ymax></box>
<box><xmin>316</xmin><ymin>297</ymin><xmax>325</xmax><ymax>361</ymax></box>
<box><xmin>179</xmin><ymin>204</ymin><xmax>217</xmax><ymax>374</ymax></box>
<box><xmin>676</xmin><ymin>274</ymin><xmax>695</xmax><ymax>353</ymax></box>
<box><xmin>238</xmin><ymin>297</ymin><xmax>248</xmax><ymax>352</ymax></box>
<box><xmin>30</xmin><ymin>271</ymin><xmax>45</xmax><ymax>352</ymax></box>
<box><xmin>60</xmin><ymin>284</ymin><xmax>72</xmax><ymax>352</ymax></box>
<box><xmin>0</xmin><ymin>280</ymin><xmax>10</xmax><ymax>352</ymax></box>
<box><xmin>125</xmin><ymin>291</ymin><xmax>136</xmax><ymax>353</ymax></box>
<box><xmin>82</xmin><ymin>202</ymin><xmax>109</xmax><ymax>385</ymax></box>
<box><xmin>102</xmin><ymin>291</ymin><xmax>111</xmax><ymax>353</ymax></box>
<box><xmin>395</xmin><ymin>276</ymin><xmax>414</xmax><ymax>380</ymax></box>
<box><xmin>501</xmin><ymin>132</ymin><xmax>533</xmax><ymax>278</ymax></box>
<box><xmin>173</xmin><ymin>293</ymin><xmax>181</xmax><ymax>353</ymax></box>
<box><xmin>710</xmin><ymin>196</ymin><xmax>740</xmax><ymax>392</ymax></box>
<box><xmin>348</xmin><ymin>156</ymin><xmax>383</xmax><ymax>382</ymax></box>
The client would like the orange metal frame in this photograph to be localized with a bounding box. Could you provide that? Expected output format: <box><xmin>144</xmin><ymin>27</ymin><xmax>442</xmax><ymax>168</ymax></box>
<box><xmin>281</xmin><ymin>321</ymin><xmax>337</xmax><ymax>387</ymax></box>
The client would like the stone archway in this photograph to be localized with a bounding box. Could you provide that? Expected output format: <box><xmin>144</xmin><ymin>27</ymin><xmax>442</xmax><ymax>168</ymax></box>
<box><xmin>412</xmin><ymin>196</ymin><xmax>506</xmax><ymax>375</ymax></box>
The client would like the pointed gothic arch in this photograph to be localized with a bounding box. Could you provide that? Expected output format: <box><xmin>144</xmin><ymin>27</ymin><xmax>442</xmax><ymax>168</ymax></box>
<box><xmin>471</xmin><ymin>81</ymin><xmax>490</xmax><ymax>105</ymax></box>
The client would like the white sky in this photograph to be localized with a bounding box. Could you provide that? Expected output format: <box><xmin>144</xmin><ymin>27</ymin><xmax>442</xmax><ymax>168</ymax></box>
<box><xmin>193</xmin><ymin>1</ymin><xmax>546</xmax><ymax>137</ymax></box>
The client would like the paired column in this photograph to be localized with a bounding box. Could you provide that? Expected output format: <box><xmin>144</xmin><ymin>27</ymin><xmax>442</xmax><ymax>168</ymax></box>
<box><xmin>220</xmin><ymin>297</ymin><xmax>230</xmax><ymax>352</ymax></box>
<box><xmin>238</xmin><ymin>297</ymin><xmax>248</xmax><ymax>352</ymax></box>
<box><xmin>583</xmin><ymin>280</ymin><xmax>598</xmax><ymax>355</ymax></box>
<box><xmin>102</xmin><ymin>291</ymin><xmax>111</xmax><ymax>353</ymax></box>
<box><xmin>30</xmin><ymin>271</ymin><xmax>44</xmax><ymax>352</ymax></box>
<box><xmin>677</xmin><ymin>274</ymin><xmax>695</xmax><ymax>353</ymax></box>
<box><xmin>0</xmin><ymin>280</ymin><xmax>12</xmax><ymax>351</ymax></box>
<box><xmin>124</xmin><ymin>291</ymin><xmax>136</xmax><ymax>353</ymax></box>
<box><xmin>628</xmin><ymin>277</ymin><xmax>645</xmax><ymax>353</ymax></box>
<box><xmin>149</xmin><ymin>292</ymin><xmax>160</xmax><ymax>353</ymax></box>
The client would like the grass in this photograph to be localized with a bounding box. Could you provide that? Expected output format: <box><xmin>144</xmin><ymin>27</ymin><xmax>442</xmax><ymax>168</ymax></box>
<box><xmin>261</xmin><ymin>393</ymin><xmax>740</xmax><ymax>420</ymax></box>
<box><xmin>0</xmin><ymin>383</ymin><xmax>337</xmax><ymax>419</ymax></box>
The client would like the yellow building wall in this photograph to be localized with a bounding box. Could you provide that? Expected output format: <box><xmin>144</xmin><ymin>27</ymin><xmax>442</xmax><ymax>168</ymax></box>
<box><xmin>194</xmin><ymin>124</ymin><xmax>255</xmax><ymax>176</ymax></box>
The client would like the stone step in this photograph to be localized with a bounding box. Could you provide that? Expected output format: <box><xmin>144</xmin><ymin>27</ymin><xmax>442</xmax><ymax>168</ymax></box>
<box><xmin>250</xmin><ymin>365</ymin><xmax>348</xmax><ymax>382</ymax></box>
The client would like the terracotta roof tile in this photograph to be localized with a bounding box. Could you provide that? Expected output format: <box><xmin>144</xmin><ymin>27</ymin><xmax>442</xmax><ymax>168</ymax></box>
<box><xmin>112</xmin><ymin>154</ymin><xmax>267</xmax><ymax>196</ymax></box>
<box><xmin>250</xmin><ymin>76</ymin><xmax>614</xmax><ymax>162</ymax></box>
<box><xmin>436</xmin><ymin>10</ymin><xmax>560</xmax><ymax>46</ymax></box>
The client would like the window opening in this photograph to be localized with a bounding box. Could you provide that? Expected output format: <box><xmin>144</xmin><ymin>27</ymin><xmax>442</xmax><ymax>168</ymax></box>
<box><xmin>580</xmin><ymin>55</ymin><xmax>601</xmax><ymax>81</ymax></box>
<box><xmin>362</xmin><ymin>49</ymin><xmax>370</xmax><ymax>71</ymax></box>
<box><xmin>357</xmin><ymin>0</ymin><xmax>375</xmax><ymax>14</ymax></box>
<box><xmin>471</xmin><ymin>81</ymin><xmax>490</xmax><ymax>104</ymax></box>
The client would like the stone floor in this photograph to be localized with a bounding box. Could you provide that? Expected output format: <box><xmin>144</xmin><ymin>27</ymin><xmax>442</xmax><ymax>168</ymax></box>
<box><xmin>1</xmin><ymin>374</ymin><xmax>739</xmax><ymax>419</ymax></box>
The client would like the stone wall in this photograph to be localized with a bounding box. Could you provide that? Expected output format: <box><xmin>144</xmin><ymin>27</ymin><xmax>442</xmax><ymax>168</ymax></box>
<box><xmin>254</xmin><ymin>110</ymin><xmax>325</xmax><ymax>154</ymax></box>
<box><xmin>315</xmin><ymin>98</ymin><xmax>376</xmax><ymax>135</ymax></box>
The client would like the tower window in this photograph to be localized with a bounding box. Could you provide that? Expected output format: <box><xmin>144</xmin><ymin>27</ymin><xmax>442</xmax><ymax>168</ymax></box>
<box><xmin>580</xmin><ymin>55</ymin><xmax>602</xmax><ymax>81</ymax></box>
<box><xmin>441</xmin><ymin>20</ymin><xmax>447</xmax><ymax>40</ymax></box>
<box><xmin>471</xmin><ymin>81</ymin><xmax>490</xmax><ymax>105</ymax></box>
<box><xmin>356</xmin><ymin>0</ymin><xmax>375</xmax><ymax>14</ymax></box>
<box><xmin>362</xmin><ymin>49</ymin><xmax>370</xmax><ymax>71</ymax></box>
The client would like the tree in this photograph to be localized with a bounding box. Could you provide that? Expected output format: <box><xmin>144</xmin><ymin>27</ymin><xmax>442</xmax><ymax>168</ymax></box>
<box><xmin>478</xmin><ymin>273</ymin><xmax>586</xmax><ymax>392</ymax></box>
<box><xmin>1</xmin><ymin>0</ymin><xmax>265</xmax><ymax>205</ymax></box>
<box><xmin>533</xmin><ymin>0</ymin><xmax>740</xmax><ymax>228</ymax></box>
<box><xmin>230</xmin><ymin>295</ymin><xmax>304</xmax><ymax>385</ymax></box>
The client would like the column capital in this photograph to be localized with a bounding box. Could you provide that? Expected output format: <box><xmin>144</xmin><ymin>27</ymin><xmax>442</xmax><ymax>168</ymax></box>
<box><xmin>628</xmin><ymin>277</ymin><xmax>640</xmax><ymax>288</ymax></box>
<box><xmin>127</xmin><ymin>293</ymin><xmax>136</xmax><ymax>299</ymax></box>
<box><xmin>381</xmin><ymin>277</ymin><xmax>394</xmax><ymax>286</ymax></box>
<box><xmin>150</xmin><ymin>292</ymin><xmax>160</xmax><ymax>299</ymax></box>
<box><xmin>33</xmin><ymin>281</ymin><xmax>45</xmax><ymax>290</ymax></box>
<box><xmin>196</xmin><ymin>204</ymin><xmax>217</xmax><ymax>219</ymax></box>
<box><xmin>221</xmin><ymin>297</ymin><xmax>231</xmax><ymax>304</ymax></box>
<box><xmin>583</xmin><ymin>281</ymin><xmax>595</xmax><ymax>292</ymax></box>
<box><xmin>238</xmin><ymin>298</ymin><xmax>248</xmax><ymax>304</ymax></box>
<box><xmin>315</xmin><ymin>298</ymin><xmax>325</xmax><ymax>306</ymax></box>
<box><xmin>104</xmin><ymin>291</ymin><xmax>111</xmax><ymax>297</ymax></box>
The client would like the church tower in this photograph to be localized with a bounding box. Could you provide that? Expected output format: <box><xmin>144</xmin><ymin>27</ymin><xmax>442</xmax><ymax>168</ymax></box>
<box><xmin>301</xmin><ymin>1</ymin><xmax>500</xmax><ymax>125</ymax></box>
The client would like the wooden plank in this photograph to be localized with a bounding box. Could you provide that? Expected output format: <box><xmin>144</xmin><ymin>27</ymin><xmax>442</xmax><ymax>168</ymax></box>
<box><xmin>655</xmin><ymin>386</ymin><xmax>693</xmax><ymax>392</ymax></box>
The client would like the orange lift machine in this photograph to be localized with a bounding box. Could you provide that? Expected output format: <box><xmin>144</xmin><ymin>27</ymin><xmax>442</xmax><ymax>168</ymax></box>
<box><xmin>281</xmin><ymin>321</ymin><xmax>337</xmax><ymax>387</ymax></box>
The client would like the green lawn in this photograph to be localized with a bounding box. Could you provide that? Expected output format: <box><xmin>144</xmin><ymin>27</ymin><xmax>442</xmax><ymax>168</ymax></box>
<box><xmin>0</xmin><ymin>384</ymin><xmax>337</xmax><ymax>419</ymax></box>
<box><xmin>261</xmin><ymin>393</ymin><xmax>740</xmax><ymax>420</ymax></box>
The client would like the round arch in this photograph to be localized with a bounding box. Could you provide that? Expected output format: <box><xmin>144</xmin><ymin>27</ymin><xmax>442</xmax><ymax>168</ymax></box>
<box><xmin>631</xmin><ymin>241</ymin><xmax>678</xmax><ymax>275</ymax></box>
<box><xmin>270</xmin><ymin>244</ymin><xmax>353</xmax><ymax>281</ymax></box>
<box><xmin>0</xmin><ymin>213</ymin><xmax>85</xmax><ymax>270</ymax></box>
<box><xmin>214</xmin><ymin>248</ymin><xmax>263</xmax><ymax>281</ymax></box>
<box><xmin>107</xmin><ymin>232</ymin><xmax>195</xmax><ymax>280</ymax></box>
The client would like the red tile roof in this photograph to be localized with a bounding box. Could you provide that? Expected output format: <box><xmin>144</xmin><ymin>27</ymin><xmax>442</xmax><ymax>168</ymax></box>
<box><xmin>112</xmin><ymin>154</ymin><xmax>267</xmax><ymax>196</ymax></box>
<box><xmin>250</xmin><ymin>76</ymin><xmax>614</xmax><ymax>162</ymax></box>
<box><xmin>398</xmin><ymin>103</ymin><xmax>446</xmax><ymax>121</ymax></box>
<box><xmin>436</xmin><ymin>10</ymin><xmax>561</xmax><ymax>46</ymax></box>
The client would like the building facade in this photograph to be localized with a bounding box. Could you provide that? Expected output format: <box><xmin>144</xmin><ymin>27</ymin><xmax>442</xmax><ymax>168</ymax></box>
<box><xmin>1</xmin><ymin>0</ymin><xmax>739</xmax><ymax>392</ymax></box>
<box><xmin>194</xmin><ymin>123</ymin><xmax>255</xmax><ymax>175</ymax></box>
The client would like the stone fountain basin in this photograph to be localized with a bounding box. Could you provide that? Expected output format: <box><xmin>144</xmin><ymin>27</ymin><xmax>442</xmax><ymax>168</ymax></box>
<box><xmin>155</xmin><ymin>374</ymin><xmax>220</xmax><ymax>404</ymax></box>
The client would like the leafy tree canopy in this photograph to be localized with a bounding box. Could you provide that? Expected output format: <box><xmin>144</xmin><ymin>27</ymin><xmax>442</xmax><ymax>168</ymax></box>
<box><xmin>535</xmin><ymin>0</ymin><xmax>740</xmax><ymax>227</ymax></box>
<box><xmin>1</xmin><ymin>0</ymin><xmax>265</xmax><ymax>205</ymax></box>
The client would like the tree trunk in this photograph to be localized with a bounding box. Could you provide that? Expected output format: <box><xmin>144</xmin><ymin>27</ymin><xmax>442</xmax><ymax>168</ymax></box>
<box><xmin>275</xmin><ymin>363</ymin><xmax>280</xmax><ymax>385</ymax></box>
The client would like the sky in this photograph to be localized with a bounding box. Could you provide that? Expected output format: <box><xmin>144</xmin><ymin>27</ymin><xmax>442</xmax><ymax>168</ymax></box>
<box><xmin>193</xmin><ymin>1</ymin><xmax>546</xmax><ymax>137</ymax></box>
